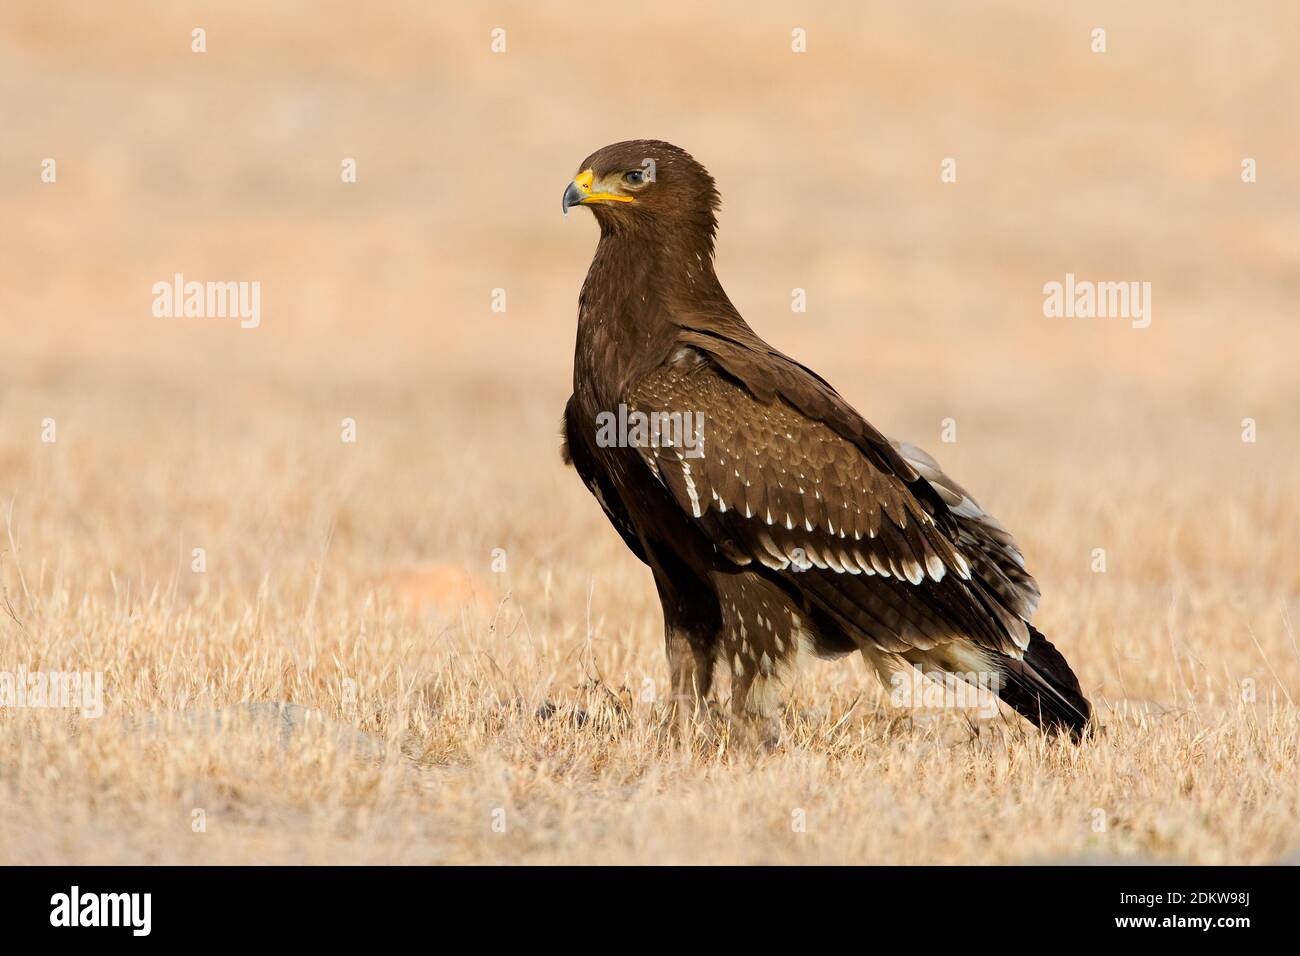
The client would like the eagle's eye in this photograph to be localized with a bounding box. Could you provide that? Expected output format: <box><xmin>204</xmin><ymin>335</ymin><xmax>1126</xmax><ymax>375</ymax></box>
<box><xmin>623</xmin><ymin>169</ymin><xmax>646</xmax><ymax>186</ymax></box>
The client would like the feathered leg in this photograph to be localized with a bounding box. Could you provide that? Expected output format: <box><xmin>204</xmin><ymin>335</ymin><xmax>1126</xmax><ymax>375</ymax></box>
<box><xmin>647</xmin><ymin>548</ymin><xmax>721</xmax><ymax>727</ymax></box>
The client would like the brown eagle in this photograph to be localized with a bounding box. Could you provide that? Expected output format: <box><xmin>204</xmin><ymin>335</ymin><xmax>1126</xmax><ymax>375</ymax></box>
<box><xmin>560</xmin><ymin>140</ymin><xmax>1091</xmax><ymax>742</ymax></box>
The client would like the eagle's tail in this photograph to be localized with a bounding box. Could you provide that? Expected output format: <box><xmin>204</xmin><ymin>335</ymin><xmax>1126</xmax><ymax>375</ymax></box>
<box><xmin>994</xmin><ymin>624</ymin><xmax>1092</xmax><ymax>742</ymax></box>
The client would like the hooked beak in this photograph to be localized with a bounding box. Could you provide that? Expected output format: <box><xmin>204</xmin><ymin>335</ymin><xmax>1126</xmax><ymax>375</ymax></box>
<box><xmin>562</xmin><ymin>168</ymin><xmax>634</xmax><ymax>216</ymax></box>
<box><xmin>562</xmin><ymin>179</ymin><xmax>586</xmax><ymax>216</ymax></box>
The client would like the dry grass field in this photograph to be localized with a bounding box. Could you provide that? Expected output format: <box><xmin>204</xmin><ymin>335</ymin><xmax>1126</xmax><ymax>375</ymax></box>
<box><xmin>1</xmin><ymin>2</ymin><xmax>1298</xmax><ymax>864</ymax></box>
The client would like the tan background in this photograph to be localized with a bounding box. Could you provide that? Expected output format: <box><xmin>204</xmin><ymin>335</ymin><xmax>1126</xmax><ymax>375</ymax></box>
<box><xmin>1</xmin><ymin>2</ymin><xmax>1297</xmax><ymax>864</ymax></box>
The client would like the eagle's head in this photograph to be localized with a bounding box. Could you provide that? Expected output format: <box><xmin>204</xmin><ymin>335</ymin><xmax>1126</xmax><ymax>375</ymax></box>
<box><xmin>563</xmin><ymin>140</ymin><xmax>720</xmax><ymax>247</ymax></box>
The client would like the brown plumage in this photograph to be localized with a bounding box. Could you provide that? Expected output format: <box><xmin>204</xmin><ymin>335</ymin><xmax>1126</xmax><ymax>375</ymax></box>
<box><xmin>560</xmin><ymin>140</ymin><xmax>1091</xmax><ymax>742</ymax></box>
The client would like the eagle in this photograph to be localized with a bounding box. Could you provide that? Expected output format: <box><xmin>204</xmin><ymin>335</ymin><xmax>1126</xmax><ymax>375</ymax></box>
<box><xmin>559</xmin><ymin>140</ymin><xmax>1091</xmax><ymax>742</ymax></box>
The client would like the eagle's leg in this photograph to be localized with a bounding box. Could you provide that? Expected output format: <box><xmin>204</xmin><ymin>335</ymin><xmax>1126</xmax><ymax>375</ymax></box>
<box><xmin>665</xmin><ymin>627</ymin><xmax>715</xmax><ymax>711</ymax></box>
<box><xmin>662</xmin><ymin>623</ymin><xmax>722</xmax><ymax>745</ymax></box>
<box><xmin>726</xmin><ymin>661</ymin><xmax>783</xmax><ymax>750</ymax></box>
<box><xmin>715</xmin><ymin>572</ymin><xmax>797</xmax><ymax>749</ymax></box>
<box><xmin>647</xmin><ymin>551</ymin><xmax>722</xmax><ymax>729</ymax></box>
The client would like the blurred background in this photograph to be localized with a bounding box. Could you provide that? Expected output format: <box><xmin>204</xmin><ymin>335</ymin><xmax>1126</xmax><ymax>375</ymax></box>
<box><xmin>2</xmin><ymin>4</ymin><xmax>1295</xmax><ymax>530</ymax></box>
<box><xmin>0</xmin><ymin>1</ymin><xmax>1297</xmax><ymax>863</ymax></box>
<box><xmin>3</xmin><ymin>0</ymin><xmax>1296</xmax><ymax>608</ymax></box>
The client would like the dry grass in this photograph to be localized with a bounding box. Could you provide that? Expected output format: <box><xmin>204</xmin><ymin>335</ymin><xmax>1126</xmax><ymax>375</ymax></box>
<box><xmin>1</xmin><ymin>1</ymin><xmax>1298</xmax><ymax>864</ymax></box>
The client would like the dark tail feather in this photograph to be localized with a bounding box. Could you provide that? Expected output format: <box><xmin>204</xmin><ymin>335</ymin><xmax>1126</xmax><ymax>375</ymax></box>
<box><xmin>996</xmin><ymin>625</ymin><xmax>1092</xmax><ymax>742</ymax></box>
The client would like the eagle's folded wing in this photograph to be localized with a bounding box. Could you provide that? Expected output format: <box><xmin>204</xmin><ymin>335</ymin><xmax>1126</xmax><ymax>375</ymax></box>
<box><xmin>629</xmin><ymin>348</ymin><xmax>1031</xmax><ymax>658</ymax></box>
<box><xmin>561</xmin><ymin>395</ymin><xmax>649</xmax><ymax>566</ymax></box>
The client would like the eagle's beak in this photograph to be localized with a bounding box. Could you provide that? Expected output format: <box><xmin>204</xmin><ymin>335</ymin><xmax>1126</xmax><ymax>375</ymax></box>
<box><xmin>562</xmin><ymin>179</ymin><xmax>586</xmax><ymax>216</ymax></box>
<box><xmin>562</xmin><ymin>168</ymin><xmax>634</xmax><ymax>216</ymax></box>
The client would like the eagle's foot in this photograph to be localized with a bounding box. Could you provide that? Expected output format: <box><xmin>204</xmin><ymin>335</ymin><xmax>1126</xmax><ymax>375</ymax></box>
<box><xmin>725</xmin><ymin>709</ymin><xmax>783</xmax><ymax>752</ymax></box>
<box><xmin>662</xmin><ymin>696</ymin><xmax>726</xmax><ymax>748</ymax></box>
